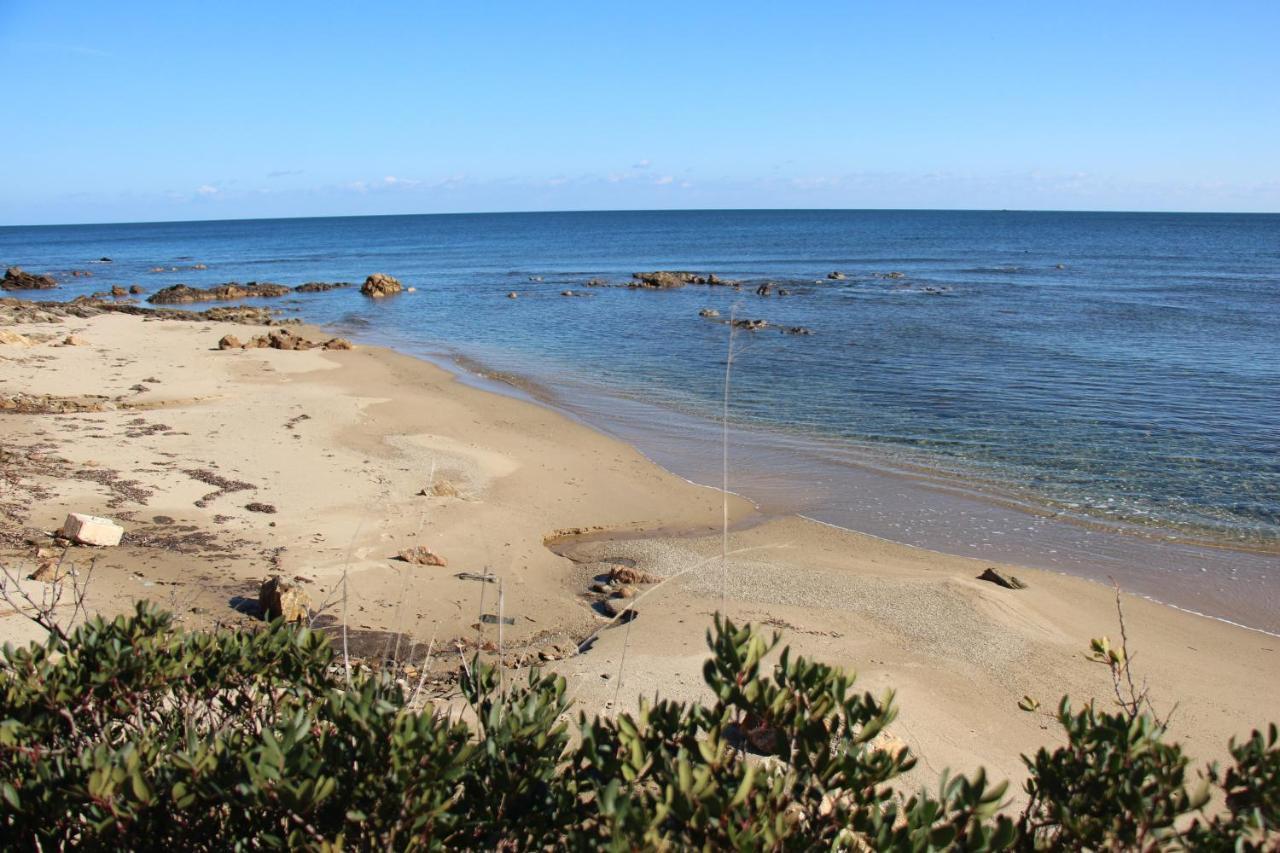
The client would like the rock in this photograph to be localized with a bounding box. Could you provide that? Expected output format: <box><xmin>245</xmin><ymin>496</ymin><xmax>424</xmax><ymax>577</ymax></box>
<box><xmin>0</xmin><ymin>329</ymin><xmax>33</xmax><ymax>347</ymax></box>
<box><xmin>978</xmin><ymin>567</ymin><xmax>1027</xmax><ymax>590</ymax></box>
<box><xmin>507</xmin><ymin>291</ymin><xmax>519</xmax><ymax>299</ymax></box>
<box><xmin>61</xmin><ymin>335</ymin><xmax>89</xmax><ymax>346</ymax></box>
<box><xmin>397</xmin><ymin>545</ymin><xmax>448</xmax><ymax>567</ymax></box>
<box><xmin>731</xmin><ymin>318</ymin><xmax>768</xmax><ymax>331</ymax></box>
<box><xmin>755</xmin><ymin>282</ymin><xmax>773</xmax><ymax>297</ymax></box>
<box><xmin>611</xmin><ymin>585</ymin><xmax>637</xmax><ymax>599</ymax></box>
<box><xmin>59</xmin><ymin>513</ymin><xmax>124</xmax><ymax>547</ymax></box>
<box><xmin>361</xmin><ymin>273</ymin><xmax>403</xmax><ymax>298</ymax></box>
<box><xmin>129</xmin><ymin>285</ymin><xmax>144</xmax><ymax>294</ymax></box>
<box><xmin>218</xmin><ymin>334</ymin><xmax>243</xmax><ymax>350</ymax></box>
<box><xmin>1056</xmin><ymin>263</ymin><xmax>1067</xmax><ymax>269</ymax></box>
<box><xmin>148</xmin><ymin>282</ymin><xmax>291</xmax><ymax>304</ymax></box>
<box><xmin>630</xmin><ymin>271</ymin><xmax>696</xmax><ymax>289</ymax></box>
<box><xmin>245</xmin><ymin>502</ymin><xmax>277</xmax><ymax>514</ymax></box>
<box><xmin>561</xmin><ymin>290</ymin><xmax>575</xmax><ymax>297</ymax></box>
<box><xmin>590</xmin><ymin>582</ymin><xmax>612</xmax><ymax>594</ymax></box>
<box><xmin>98</xmin><ymin>257</ymin><xmax>113</xmax><ymax>263</ymax></box>
<box><xmin>70</xmin><ymin>270</ymin><xmax>93</xmax><ymax>277</ymax></box>
<box><xmin>192</xmin><ymin>263</ymin><xmax>208</xmax><ymax>270</ymax></box>
<box><xmin>529</xmin><ymin>275</ymin><xmax>543</xmax><ymax>282</ymax></box>
<box><xmin>406</xmin><ymin>287</ymin><xmax>417</xmax><ymax>293</ymax></box>
<box><xmin>259</xmin><ymin>575</ymin><xmax>311</xmax><ymax>622</ymax></box>
<box><xmin>30</xmin><ymin>559</ymin><xmax>70</xmax><ymax>583</ymax></box>
<box><xmin>585</xmin><ymin>278</ymin><xmax>607</xmax><ymax>287</ymax></box>
<box><xmin>322</xmin><ymin>338</ymin><xmax>353</xmax><ymax>350</ymax></box>
<box><xmin>425</xmin><ymin>480</ymin><xmax>459</xmax><ymax>498</ymax></box>
<box><xmin>698</xmin><ymin>308</ymin><xmax>720</xmax><ymax>318</ymax></box>
<box><xmin>2</xmin><ymin>267</ymin><xmax>57</xmax><ymax>291</ymax></box>
<box><xmin>778</xmin><ymin>288</ymin><xmax>792</xmax><ymax>296</ymax></box>
<box><xmin>609</xmin><ymin>565</ymin><xmax>661</xmax><ymax>585</ymax></box>
<box><xmin>885</xmin><ymin>271</ymin><xmax>906</xmax><ymax>279</ymax></box>
<box><xmin>294</xmin><ymin>281</ymin><xmax>351</xmax><ymax>293</ymax></box>
<box><xmin>826</xmin><ymin>271</ymin><xmax>846</xmax><ymax>280</ymax></box>
<box><xmin>110</xmin><ymin>286</ymin><xmax>127</xmax><ymax>297</ymax></box>
<box><xmin>782</xmin><ymin>326</ymin><xmax>813</xmax><ymax>336</ymax></box>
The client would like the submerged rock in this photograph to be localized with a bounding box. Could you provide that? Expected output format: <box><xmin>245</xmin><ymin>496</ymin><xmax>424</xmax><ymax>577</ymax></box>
<box><xmin>294</xmin><ymin>281</ymin><xmax>352</xmax><ymax>293</ymax></box>
<box><xmin>698</xmin><ymin>308</ymin><xmax>720</xmax><ymax>318</ymax></box>
<box><xmin>826</xmin><ymin>271</ymin><xmax>846</xmax><ymax>280</ymax></box>
<box><xmin>755</xmin><ymin>282</ymin><xmax>773</xmax><ymax>297</ymax></box>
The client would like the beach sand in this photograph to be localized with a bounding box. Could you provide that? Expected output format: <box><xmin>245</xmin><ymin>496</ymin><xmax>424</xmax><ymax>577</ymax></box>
<box><xmin>2</xmin><ymin>307</ymin><xmax>1276</xmax><ymax>799</ymax></box>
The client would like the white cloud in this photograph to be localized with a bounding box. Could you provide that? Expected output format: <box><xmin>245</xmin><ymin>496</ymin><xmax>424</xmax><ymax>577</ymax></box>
<box><xmin>196</xmin><ymin>184</ymin><xmax>220</xmax><ymax>196</ymax></box>
<box><xmin>633</xmin><ymin>159</ymin><xmax>652</xmax><ymax>169</ymax></box>
<box><xmin>654</xmin><ymin>175</ymin><xmax>674</xmax><ymax>185</ymax></box>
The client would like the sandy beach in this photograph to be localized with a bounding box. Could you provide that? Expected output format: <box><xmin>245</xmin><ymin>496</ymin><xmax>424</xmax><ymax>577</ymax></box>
<box><xmin>2</xmin><ymin>304</ymin><xmax>1276</xmax><ymax>798</ymax></box>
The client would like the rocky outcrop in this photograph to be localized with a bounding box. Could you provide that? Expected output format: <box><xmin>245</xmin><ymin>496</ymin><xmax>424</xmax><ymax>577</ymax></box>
<box><xmin>129</xmin><ymin>285</ymin><xmax>144</xmax><ymax>294</ymax></box>
<box><xmin>226</xmin><ymin>329</ymin><xmax>353</xmax><ymax>352</ymax></box>
<box><xmin>630</xmin><ymin>271</ymin><xmax>739</xmax><ymax>289</ymax></box>
<box><xmin>2</xmin><ymin>267</ymin><xmax>57</xmax><ymax>291</ymax></box>
<box><xmin>360</xmin><ymin>273</ymin><xmax>403</xmax><ymax>298</ymax></box>
<box><xmin>259</xmin><ymin>575</ymin><xmax>311</xmax><ymax>622</ymax></box>
<box><xmin>110</xmin><ymin>286</ymin><xmax>127</xmax><ymax>297</ymax></box>
<box><xmin>148</xmin><ymin>282</ymin><xmax>292</xmax><ymax>305</ymax></box>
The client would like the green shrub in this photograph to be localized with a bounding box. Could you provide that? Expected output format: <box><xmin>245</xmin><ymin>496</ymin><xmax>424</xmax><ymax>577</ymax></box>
<box><xmin>0</xmin><ymin>603</ymin><xmax>1274</xmax><ymax>849</ymax></box>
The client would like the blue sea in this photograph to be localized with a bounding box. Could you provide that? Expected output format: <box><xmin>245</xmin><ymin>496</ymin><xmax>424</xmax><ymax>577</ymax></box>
<box><xmin>3</xmin><ymin>210</ymin><xmax>1278</xmax><ymax>631</ymax></box>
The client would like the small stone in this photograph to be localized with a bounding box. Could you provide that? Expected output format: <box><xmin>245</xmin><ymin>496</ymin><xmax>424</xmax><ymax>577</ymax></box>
<box><xmin>609</xmin><ymin>565</ymin><xmax>661</xmax><ymax>585</ymax></box>
<box><xmin>61</xmin><ymin>335</ymin><xmax>89</xmax><ymax>346</ymax></box>
<box><xmin>397</xmin><ymin>545</ymin><xmax>448</xmax><ymax>567</ymax></box>
<box><xmin>507</xmin><ymin>291</ymin><xmax>519</xmax><ymax>299</ymax></box>
<box><xmin>29</xmin><ymin>560</ymin><xmax>69</xmax><ymax>583</ymax></box>
<box><xmin>218</xmin><ymin>334</ymin><xmax>243</xmax><ymax>350</ymax></box>
<box><xmin>245</xmin><ymin>502</ymin><xmax>277</xmax><ymax>514</ymax></box>
<box><xmin>978</xmin><ymin>567</ymin><xmax>1027</xmax><ymax>590</ymax></box>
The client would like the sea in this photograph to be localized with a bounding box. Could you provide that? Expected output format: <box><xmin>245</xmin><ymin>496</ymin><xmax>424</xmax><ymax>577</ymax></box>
<box><xmin>3</xmin><ymin>210</ymin><xmax>1278</xmax><ymax>633</ymax></box>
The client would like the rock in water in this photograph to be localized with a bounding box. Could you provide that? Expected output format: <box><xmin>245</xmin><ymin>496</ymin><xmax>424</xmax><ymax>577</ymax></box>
<box><xmin>259</xmin><ymin>575</ymin><xmax>311</xmax><ymax>622</ymax></box>
<box><xmin>826</xmin><ymin>271</ymin><xmax>846</xmax><ymax>280</ymax></box>
<box><xmin>978</xmin><ymin>567</ymin><xmax>1027</xmax><ymax>590</ymax></box>
<box><xmin>361</xmin><ymin>273</ymin><xmax>403</xmax><ymax>297</ymax></box>
<box><xmin>59</xmin><ymin>513</ymin><xmax>124</xmax><ymax>547</ymax></box>
<box><xmin>2</xmin><ymin>266</ymin><xmax>57</xmax><ymax>290</ymax></box>
<box><xmin>698</xmin><ymin>308</ymin><xmax>720</xmax><ymax>318</ymax></box>
<box><xmin>397</xmin><ymin>545</ymin><xmax>448</xmax><ymax>566</ymax></box>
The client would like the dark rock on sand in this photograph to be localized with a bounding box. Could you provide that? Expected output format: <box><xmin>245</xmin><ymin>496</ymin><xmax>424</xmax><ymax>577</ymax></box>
<box><xmin>361</xmin><ymin>273</ymin><xmax>403</xmax><ymax>297</ymax></box>
<box><xmin>245</xmin><ymin>502</ymin><xmax>277</xmax><ymax>514</ymax></box>
<box><xmin>218</xmin><ymin>334</ymin><xmax>243</xmax><ymax>350</ymax></box>
<box><xmin>2</xmin><ymin>267</ymin><xmax>57</xmax><ymax>291</ymax></box>
<box><xmin>259</xmin><ymin>575</ymin><xmax>310</xmax><ymax>622</ymax></box>
<box><xmin>978</xmin><ymin>567</ymin><xmax>1027</xmax><ymax>590</ymax></box>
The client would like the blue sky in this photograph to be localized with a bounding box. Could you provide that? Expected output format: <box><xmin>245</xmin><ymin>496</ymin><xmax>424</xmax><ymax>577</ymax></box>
<box><xmin>2</xmin><ymin>1</ymin><xmax>1278</xmax><ymax>224</ymax></box>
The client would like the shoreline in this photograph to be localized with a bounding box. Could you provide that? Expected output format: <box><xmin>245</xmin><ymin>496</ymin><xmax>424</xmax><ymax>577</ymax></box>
<box><xmin>366</xmin><ymin>332</ymin><xmax>1280</xmax><ymax>635</ymax></box>
<box><xmin>1</xmin><ymin>304</ymin><xmax>1277</xmax><ymax>794</ymax></box>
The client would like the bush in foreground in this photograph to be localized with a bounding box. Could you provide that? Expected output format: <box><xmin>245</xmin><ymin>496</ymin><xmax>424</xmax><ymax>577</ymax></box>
<box><xmin>0</xmin><ymin>603</ymin><xmax>1276</xmax><ymax>849</ymax></box>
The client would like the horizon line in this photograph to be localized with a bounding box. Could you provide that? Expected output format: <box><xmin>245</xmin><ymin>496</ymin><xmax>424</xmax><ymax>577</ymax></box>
<box><xmin>4</xmin><ymin>205</ymin><xmax>1279</xmax><ymax>229</ymax></box>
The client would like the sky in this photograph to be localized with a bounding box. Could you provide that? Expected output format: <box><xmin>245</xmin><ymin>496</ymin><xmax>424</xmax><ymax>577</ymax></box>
<box><xmin>2</xmin><ymin>1</ymin><xmax>1278</xmax><ymax>225</ymax></box>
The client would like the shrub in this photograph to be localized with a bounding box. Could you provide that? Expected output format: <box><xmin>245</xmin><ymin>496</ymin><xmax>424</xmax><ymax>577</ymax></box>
<box><xmin>0</xmin><ymin>603</ymin><xmax>1275</xmax><ymax>849</ymax></box>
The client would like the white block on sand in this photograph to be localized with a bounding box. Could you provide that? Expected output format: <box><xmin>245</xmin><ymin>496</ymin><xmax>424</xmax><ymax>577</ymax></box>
<box><xmin>60</xmin><ymin>513</ymin><xmax>124</xmax><ymax>547</ymax></box>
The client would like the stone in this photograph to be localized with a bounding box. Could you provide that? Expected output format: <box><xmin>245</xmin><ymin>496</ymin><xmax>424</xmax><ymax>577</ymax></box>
<box><xmin>782</xmin><ymin>326</ymin><xmax>813</xmax><ymax>336</ymax></box>
<box><xmin>360</xmin><ymin>273</ymin><xmax>403</xmax><ymax>297</ymax></box>
<box><xmin>731</xmin><ymin>318</ymin><xmax>769</xmax><ymax>331</ymax></box>
<box><xmin>245</xmin><ymin>502</ymin><xmax>277</xmax><ymax>514</ymax></box>
<box><xmin>755</xmin><ymin>282</ymin><xmax>773</xmax><ymax>297</ymax></box>
<box><xmin>507</xmin><ymin>291</ymin><xmax>519</xmax><ymax>299</ymax></box>
<box><xmin>259</xmin><ymin>574</ymin><xmax>311</xmax><ymax>622</ymax></box>
<box><xmin>826</xmin><ymin>271</ymin><xmax>846</xmax><ymax>280</ymax></box>
<box><xmin>698</xmin><ymin>308</ymin><xmax>720</xmax><ymax>318</ymax></box>
<box><xmin>129</xmin><ymin>285</ymin><xmax>144</xmax><ymax>294</ymax></box>
<box><xmin>29</xmin><ymin>559</ymin><xmax>70</xmax><ymax>583</ymax></box>
<box><xmin>0</xmin><ymin>330</ymin><xmax>33</xmax><ymax>347</ymax></box>
<box><xmin>322</xmin><ymin>338</ymin><xmax>353</xmax><ymax>350</ymax></box>
<box><xmin>148</xmin><ymin>282</ymin><xmax>291</xmax><ymax>304</ymax></box>
<box><xmin>61</xmin><ymin>335</ymin><xmax>89</xmax><ymax>346</ymax></box>
<box><xmin>978</xmin><ymin>567</ymin><xmax>1027</xmax><ymax>590</ymax></box>
<box><xmin>397</xmin><ymin>545</ymin><xmax>447</xmax><ymax>567</ymax></box>
<box><xmin>609</xmin><ymin>565</ymin><xmax>661</xmax><ymax>585</ymax></box>
<box><xmin>425</xmin><ymin>480</ymin><xmax>459</xmax><ymax>498</ymax></box>
<box><xmin>218</xmin><ymin>334</ymin><xmax>243</xmax><ymax>350</ymax></box>
<box><xmin>110</xmin><ymin>286</ymin><xmax>127</xmax><ymax>297</ymax></box>
<box><xmin>2</xmin><ymin>266</ymin><xmax>57</xmax><ymax>290</ymax></box>
<box><xmin>611</xmin><ymin>585</ymin><xmax>637</xmax><ymax>599</ymax></box>
<box><xmin>294</xmin><ymin>281</ymin><xmax>351</xmax><ymax>293</ymax></box>
<box><xmin>59</xmin><ymin>512</ymin><xmax>124</xmax><ymax>547</ymax></box>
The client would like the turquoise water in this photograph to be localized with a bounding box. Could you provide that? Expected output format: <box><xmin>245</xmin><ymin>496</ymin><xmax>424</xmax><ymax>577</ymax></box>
<box><xmin>3</xmin><ymin>210</ymin><xmax>1278</xmax><ymax>629</ymax></box>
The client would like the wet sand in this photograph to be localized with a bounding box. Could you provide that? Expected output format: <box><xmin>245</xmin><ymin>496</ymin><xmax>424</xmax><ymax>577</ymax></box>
<box><xmin>1</xmin><ymin>306</ymin><xmax>1276</xmax><ymax>798</ymax></box>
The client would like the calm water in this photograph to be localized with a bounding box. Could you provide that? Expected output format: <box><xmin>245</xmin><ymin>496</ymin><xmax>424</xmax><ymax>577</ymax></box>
<box><xmin>3</xmin><ymin>211</ymin><xmax>1278</xmax><ymax>630</ymax></box>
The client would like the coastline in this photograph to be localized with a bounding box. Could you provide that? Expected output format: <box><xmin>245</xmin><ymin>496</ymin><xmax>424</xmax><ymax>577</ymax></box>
<box><xmin>1</xmin><ymin>306</ymin><xmax>1276</xmax><ymax>796</ymax></box>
